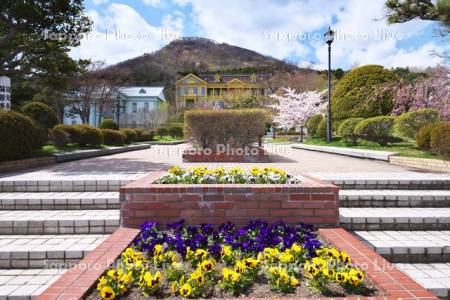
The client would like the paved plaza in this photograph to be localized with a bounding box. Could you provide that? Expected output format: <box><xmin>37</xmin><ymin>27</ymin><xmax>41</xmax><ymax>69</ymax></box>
<box><xmin>0</xmin><ymin>143</ymin><xmax>449</xmax><ymax>299</ymax></box>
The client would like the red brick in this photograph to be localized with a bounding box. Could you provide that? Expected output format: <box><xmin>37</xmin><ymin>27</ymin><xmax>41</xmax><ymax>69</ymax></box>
<box><xmin>290</xmin><ymin>193</ymin><xmax>311</xmax><ymax>201</ymax></box>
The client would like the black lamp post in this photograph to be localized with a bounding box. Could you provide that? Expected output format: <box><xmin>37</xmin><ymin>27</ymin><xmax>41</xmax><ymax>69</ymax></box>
<box><xmin>114</xmin><ymin>96</ymin><xmax>126</xmax><ymax>128</ymax></box>
<box><xmin>324</xmin><ymin>26</ymin><xmax>335</xmax><ymax>143</ymax></box>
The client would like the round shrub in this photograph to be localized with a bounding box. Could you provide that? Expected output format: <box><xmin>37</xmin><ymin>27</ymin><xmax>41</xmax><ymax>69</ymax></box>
<box><xmin>0</xmin><ymin>111</ymin><xmax>46</xmax><ymax>161</ymax></box>
<box><xmin>135</xmin><ymin>129</ymin><xmax>154</xmax><ymax>142</ymax></box>
<box><xmin>316</xmin><ymin>117</ymin><xmax>328</xmax><ymax>139</ymax></box>
<box><xmin>48</xmin><ymin>128</ymin><xmax>70</xmax><ymax>148</ymax></box>
<box><xmin>21</xmin><ymin>102</ymin><xmax>58</xmax><ymax>130</ymax></box>
<box><xmin>99</xmin><ymin>118</ymin><xmax>119</xmax><ymax>130</ymax></box>
<box><xmin>416</xmin><ymin>124</ymin><xmax>437</xmax><ymax>150</ymax></box>
<box><xmin>430</xmin><ymin>122</ymin><xmax>450</xmax><ymax>158</ymax></box>
<box><xmin>53</xmin><ymin>124</ymin><xmax>82</xmax><ymax>144</ymax></box>
<box><xmin>101</xmin><ymin>129</ymin><xmax>125</xmax><ymax>146</ymax></box>
<box><xmin>120</xmin><ymin>128</ymin><xmax>138</xmax><ymax>144</ymax></box>
<box><xmin>167</xmin><ymin>124</ymin><xmax>183</xmax><ymax>137</ymax></box>
<box><xmin>331</xmin><ymin>65</ymin><xmax>398</xmax><ymax>121</ymax></box>
<box><xmin>307</xmin><ymin>114</ymin><xmax>323</xmax><ymax>138</ymax></box>
<box><xmin>156</xmin><ymin>126</ymin><xmax>168</xmax><ymax>138</ymax></box>
<box><xmin>338</xmin><ymin>118</ymin><xmax>363</xmax><ymax>145</ymax></box>
<box><xmin>79</xmin><ymin>126</ymin><xmax>103</xmax><ymax>147</ymax></box>
<box><xmin>395</xmin><ymin>108</ymin><xmax>440</xmax><ymax>139</ymax></box>
<box><xmin>354</xmin><ymin>116</ymin><xmax>395</xmax><ymax>146</ymax></box>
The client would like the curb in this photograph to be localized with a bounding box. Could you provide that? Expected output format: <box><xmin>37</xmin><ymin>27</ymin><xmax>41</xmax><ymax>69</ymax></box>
<box><xmin>292</xmin><ymin>144</ymin><xmax>398</xmax><ymax>161</ymax></box>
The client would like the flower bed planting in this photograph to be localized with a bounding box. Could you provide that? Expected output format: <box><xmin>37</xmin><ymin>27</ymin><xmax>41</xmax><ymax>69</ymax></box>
<box><xmin>157</xmin><ymin>166</ymin><xmax>302</xmax><ymax>184</ymax></box>
<box><xmin>89</xmin><ymin>220</ymin><xmax>379</xmax><ymax>299</ymax></box>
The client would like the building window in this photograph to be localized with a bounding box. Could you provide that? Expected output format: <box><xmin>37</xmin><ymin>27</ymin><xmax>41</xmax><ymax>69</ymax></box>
<box><xmin>0</xmin><ymin>86</ymin><xmax>4</xmax><ymax>92</ymax></box>
<box><xmin>214</xmin><ymin>89</ymin><xmax>220</xmax><ymax>96</ymax></box>
<box><xmin>131</xmin><ymin>121</ymin><xmax>137</xmax><ymax>128</ymax></box>
<box><xmin>144</xmin><ymin>102</ymin><xmax>149</xmax><ymax>112</ymax></box>
<box><xmin>177</xmin><ymin>88</ymin><xmax>181</xmax><ymax>96</ymax></box>
<box><xmin>132</xmin><ymin>102</ymin><xmax>137</xmax><ymax>113</ymax></box>
<box><xmin>201</xmin><ymin>87</ymin><xmax>206</xmax><ymax>96</ymax></box>
<box><xmin>260</xmin><ymin>89</ymin><xmax>265</xmax><ymax>96</ymax></box>
<box><xmin>185</xmin><ymin>99</ymin><xmax>195</xmax><ymax>108</ymax></box>
<box><xmin>0</xmin><ymin>94</ymin><xmax>4</xmax><ymax>101</ymax></box>
<box><xmin>183</xmin><ymin>87</ymin><xmax>189</xmax><ymax>95</ymax></box>
<box><xmin>193</xmin><ymin>87</ymin><xmax>198</xmax><ymax>95</ymax></box>
<box><xmin>207</xmin><ymin>88</ymin><xmax>213</xmax><ymax>96</ymax></box>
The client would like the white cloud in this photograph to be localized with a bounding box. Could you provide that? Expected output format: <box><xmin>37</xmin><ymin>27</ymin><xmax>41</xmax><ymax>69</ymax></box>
<box><xmin>70</xmin><ymin>3</ymin><xmax>182</xmax><ymax>65</ymax></box>
<box><xmin>142</xmin><ymin>0</ymin><xmax>162</xmax><ymax>6</ymax></box>
<box><xmin>92</xmin><ymin>0</ymin><xmax>109</xmax><ymax>5</ymax></box>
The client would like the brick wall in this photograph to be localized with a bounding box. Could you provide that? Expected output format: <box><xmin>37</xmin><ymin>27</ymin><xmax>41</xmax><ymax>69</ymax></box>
<box><xmin>120</xmin><ymin>173</ymin><xmax>339</xmax><ymax>228</ymax></box>
<box><xmin>182</xmin><ymin>147</ymin><xmax>269</xmax><ymax>163</ymax></box>
<box><xmin>390</xmin><ymin>156</ymin><xmax>450</xmax><ymax>173</ymax></box>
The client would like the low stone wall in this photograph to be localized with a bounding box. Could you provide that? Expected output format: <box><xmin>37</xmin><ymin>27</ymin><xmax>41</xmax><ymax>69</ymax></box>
<box><xmin>182</xmin><ymin>147</ymin><xmax>269</xmax><ymax>162</ymax></box>
<box><xmin>0</xmin><ymin>156</ymin><xmax>56</xmax><ymax>173</ymax></box>
<box><xmin>292</xmin><ymin>144</ymin><xmax>398</xmax><ymax>161</ymax></box>
<box><xmin>120</xmin><ymin>172</ymin><xmax>339</xmax><ymax>228</ymax></box>
<box><xmin>390</xmin><ymin>156</ymin><xmax>450</xmax><ymax>173</ymax></box>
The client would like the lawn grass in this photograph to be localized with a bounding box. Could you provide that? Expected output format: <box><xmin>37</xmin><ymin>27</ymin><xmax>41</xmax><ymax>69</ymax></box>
<box><xmin>303</xmin><ymin>138</ymin><xmax>442</xmax><ymax>160</ymax></box>
<box><xmin>37</xmin><ymin>143</ymin><xmax>106</xmax><ymax>156</ymax></box>
<box><xmin>152</xmin><ymin>135</ymin><xmax>183</xmax><ymax>142</ymax></box>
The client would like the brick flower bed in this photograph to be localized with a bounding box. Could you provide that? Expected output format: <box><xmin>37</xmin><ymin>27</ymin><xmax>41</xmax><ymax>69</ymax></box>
<box><xmin>120</xmin><ymin>171</ymin><xmax>339</xmax><ymax>228</ymax></box>
<box><xmin>182</xmin><ymin>147</ymin><xmax>269</xmax><ymax>162</ymax></box>
<box><xmin>37</xmin><ymin>225</ymin><xmax>438</xmax><ymax>300</ymax></box>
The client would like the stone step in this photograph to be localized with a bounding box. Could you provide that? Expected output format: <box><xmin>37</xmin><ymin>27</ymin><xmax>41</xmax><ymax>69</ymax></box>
<box><xmin>395</xmin><ymin>263</ymin><xmax>450</xmax><ymax>299</ymax></box>
<box><xmin>0</xmin><ymin>173</ymin><xmax>145</xmax><ymax>192</ymax></box>
<box><xmin>0</xmin><ymin>192</ymin><xmax>119</xmax><ymax>210</ymax></box>
<box><xmin>0</xmin><ymin>234</ymin><xmax>108</xmax><ymax>269</ymax></box>
<box><xmin>0</xmin><ymin>210</ymin><xmax>119</xmax><ymax>234</ymax></box>
<box><xmin>0</xmin><ymin>269</ymin><xmax>66</xmax><ymax>299</ymax></box>
<box><xmin>312</xmin><ymin>173</ymin><xmax>450</xmax><ymax>190</ymax></box>
<box><xmin>340</xmin><ymin>190</ymin><xmax>450</xmax><ymax>207</ymax></box>
<box><xmin>354</xmin><ymin>231</ymin><xmax>450</xmax><ymax>263</ymax></box>
<box><xmin>340</xmin><ymin>208</ymin><xmax>450</xmax><ymax>230</ymax></box>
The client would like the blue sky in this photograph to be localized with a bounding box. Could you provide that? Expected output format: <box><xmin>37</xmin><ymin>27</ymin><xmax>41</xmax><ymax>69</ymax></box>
<box><xmin>69</xmin><ymin>0</ymin><xmax>449</xmax><ymax>70</ymax></box>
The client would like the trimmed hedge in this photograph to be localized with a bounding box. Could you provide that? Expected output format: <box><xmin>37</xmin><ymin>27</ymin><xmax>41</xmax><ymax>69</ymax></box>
<box><xmin>306</xmin><ymin>114</ymin><xmax>323</xmax><ymax>138</ymax></box>
<box><xmin>48</xmin><ymin>128</ymin><xmax>70</xmax><ymax>148</ymax></box>
<box><xmin>79</xmin><ymin>126</ymin><xmax>103</xmax><ymax>147</ymax></box>
<box><xmin>184</xmin><ymin>109</ymin><xmax>270</xmax><ymax>148</ymax></box>
<box><xmin>416</xmin><ymin>124</ymin><xmax>437</xmax><ymax>151</ymax></box>
<box><xmin>120</xmin><ymin>128</ymin><xmax>138</xmax><ymax>144</ymax></box>
<box><xmin>395</xmin><ymin>108</ymin><xmax>440</xmax><ymax>139</ymax></box>
<box><xmin>316</xmin><ymin>117</ymin><xmax>328</xmax><ymax>139</ymax></box>
<box><xmin>99</xmin><ymin>118</ymin><xmax>119</xmax><ymax>130</ymax></box>
<box><xmin>338</xmin><ymin>118</ymin><xmax>363</xmax><ymax>145</ymax></box>
<box><xmin>53</xmin><ymin>124</ymin><xmax>82</xmax><ymax>144</ymax></box>
<box><xmin>21</xmin><ymin>102</ymin><xmax>58</xmax><ymax>130</ymax></box>
<box><xmin>101</xmin><ymin>129</ymin><xmax>125</xmax><ymax>146</ymax></box>
<box><xmin>134</xmin><ymin>128</ymin><xmax>154</xmax><ymax>142</ymax></box>
<box><xmin>430</xmin><ymin>122</ymin><xmax>450</xmax><ymax>158</ymax></box>
<box><xmin>331</xmin><ymin>65</ymin><xmax>397</xmax><ymax>121</ymax></box>
<box><xmin>354</xmin><ymin>116</ymin><xmax>395</xmax><ymax>146</ymax></box>
<box><xmin>0</xmin><ymin>111</ymin><xmax>46</xmax><ymax>161</ymax></box>
<box><xmin>156</xmin><ymin>127</ymin><xmax>168</xmax><ymax>138</ymax></box>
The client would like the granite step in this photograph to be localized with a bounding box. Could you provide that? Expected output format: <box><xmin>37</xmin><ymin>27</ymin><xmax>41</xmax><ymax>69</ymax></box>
<box><xmin>354</xmin><ymin>231</ymin><xmax>450</xmax><ymax>263</ymax></box>
<box><xmin>0</xmin><ymin>210</ymin><xmax>119</xmax><ymax>235</ymax></box>
<box><xmin>395</xmin><ymin>263</ymin><xmax>450</xmax><ymax>299</ymax></box>
<box><xmin>0</xmin><ymin>234</ymin><xmax>108</xmax><ymax>269</ymax></box>
<box><xmin>340</xmin><ymin>190</ymin><xmax>450</xmax><ymax>207</ymax></box>
<box><xmin>0</xmin><ymin>192</ymin><xmax>119</xmax><ymax>210</ymax></box>
<box><xmin>0</xmin><ymin>269</ymin><xmax>66</xmax><ymax>300</ymax></box>
<box><xmin>339</xmin><ymin>208</ymin><xmax>450</xmax><ymax>230</ymax></box>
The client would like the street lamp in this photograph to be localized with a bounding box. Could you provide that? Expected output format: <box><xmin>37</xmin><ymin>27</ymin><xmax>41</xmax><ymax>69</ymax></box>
<box><xmin>324</xmin><ymin>26</ymin><xmax>335</xmax><ymax>143</ymax></box>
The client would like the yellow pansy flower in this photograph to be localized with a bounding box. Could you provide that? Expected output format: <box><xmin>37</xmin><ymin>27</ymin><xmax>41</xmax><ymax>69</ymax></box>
<box><xmin>100</xmin><ymin>286</ymin><xmax>116</xmax><ymax>300</ymax></box>
<box><xmin>180</xmin><ymin>283</ymin><xmax>192</xmax><ymax>298</ymax></box>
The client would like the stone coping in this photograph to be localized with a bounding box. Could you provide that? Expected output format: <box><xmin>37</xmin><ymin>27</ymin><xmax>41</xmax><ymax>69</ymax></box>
<box><xmin>292</xmin><ymin>144</ymin><xmax>398</xmax><ymax>161</ymax></box>
<box><xmin>390</xmin><ymin>156</ymin><xmax>450</xmax><ymax>173</ymax></box>
<box><xmin>36</xmin><ymin>226</ymin><xmax>438</xmax><ymax>299</ymax></box>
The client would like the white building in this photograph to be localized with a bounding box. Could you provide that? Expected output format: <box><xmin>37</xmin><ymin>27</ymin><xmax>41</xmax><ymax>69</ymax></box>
<box><xmin>0</xmin><ymin>76</ymin><xmax>11</xmax><ymax>111</ymax></box>
<box><xmin>64</xmin><ymin>86</ymin><xmax>166</xmax><ymax>128</ymax></box>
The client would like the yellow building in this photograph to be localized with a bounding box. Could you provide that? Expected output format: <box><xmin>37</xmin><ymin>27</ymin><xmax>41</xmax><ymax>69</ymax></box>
<box><xmin>175</xmin><ymin>73</ymin><xmax>268</xmax><ymax>108</ymax></box>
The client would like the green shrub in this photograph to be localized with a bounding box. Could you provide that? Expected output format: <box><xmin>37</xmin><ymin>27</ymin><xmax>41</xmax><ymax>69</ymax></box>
<box><xmin>53</xmin><ymin>124</ymin><xmax>82</xmax><ymax>144</ymax></box>
<box><xmin>135</xmin><ymin>129</ymin><xmax>154</xmax><ymax>142</ymax></box>
<box><xmin>21</xmin><ymin>102</ymin><xmax>58</xmax><ymax>130</ymax></box>
<box><xmin>416</xmin><ymin>124</ymin><xmax>437</xmax><ymax>150</ymax></box>
<box><xmin>101</xmin><ymin>129</ymin><xmax>125</xmax><ymax>146</ymax></box>
<box><xmin>395</xmin><ymin>108</ymin><xmax>440</xmax><ymax>139</ymax></box>
<box><xmin>167</xmin><ymin>124</ymin><xmax>183</xmax><ymax>137</ymax></box>
<box><xmin>99</xmin><ymin>118</ymin><xmax>119</xmax><ymax>130</ymax></box>
<box><xmin>338</xmin><ymin>118</ymin><xmax>363</xmax><ymax>145</ymax></box>
<box><xmin>79</xmin><ymin>126</ymin><xmax>103</xmax><ymax>147</ymax></box>
<box><xmin>0</xmin><ymin>111</ymin><xmax>46</xmax><ymax>161</ymax></box>
<box><xmin>430</xmin><ymin>122</ymin><xmax>450</xmax><ymax>158</ymax></box>
<box><xmin>331</xmin><ymin>65</ymin><xmax>398</xmax><ymax>121</ymax></box>
<box><xmin>120</xmin><ymin>128</ymin><xmax>138</xmax><ymax>144</ymax></box>
<box><xmin>306</xmin><ymin>114</ymin><xmax>323</xmax><ymax>138</ymax></box>
<box><xmin>184</xmin><ymin>109</ymin><xmax>270</xmax><ymax>148</ymax></box>
<box><xmin>354</xmin><ymin>116</ymin><xmax>395</xmax><ymax>146</ymax></box>
<box><xmin>316</xmin><ymin>117</ymin><xmax>328</xmax><ymax>139</ymax></box>
<box><xmin>48</xmin><ymin>128</ymin><xmax>70</xmax><ymax>148</ymax></box>
<box><xmin>156</xmin><ymin>127</ymin><xmax>168</xmax><ymax>138</ymax></box>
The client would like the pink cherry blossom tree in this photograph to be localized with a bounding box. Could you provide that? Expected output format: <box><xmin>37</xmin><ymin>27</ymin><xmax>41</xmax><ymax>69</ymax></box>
<box><xmin>389</xmin><ymin>65</ymin><xmax>450</xmax><ymax>120</ymax></box>
<box><xmin>269</xmin><ymin>87</ymin><xmax>324</xmax><ymax>141</ymax></box>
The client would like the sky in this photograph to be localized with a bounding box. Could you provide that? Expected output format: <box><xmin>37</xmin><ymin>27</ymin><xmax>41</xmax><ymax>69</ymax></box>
<box><xmin>69</xmin><ymin>0</ymin><xmax>450</xmax><ymax>70</ymax></box>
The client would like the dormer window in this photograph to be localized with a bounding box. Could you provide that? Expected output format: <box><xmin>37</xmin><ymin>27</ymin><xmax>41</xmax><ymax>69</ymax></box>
<box><xmin>214</xmin><ymin>73</ymin><xmax>221</xmax><ymax>82</ymax></box>
<box><xmin>139</xmin><ymin>88</ymin><xmax>146</xmax><ymax>94</ymax></box>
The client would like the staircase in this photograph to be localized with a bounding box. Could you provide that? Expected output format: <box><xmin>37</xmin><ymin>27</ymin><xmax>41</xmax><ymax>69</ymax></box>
<box><xmin>0</xmin><ymin>175</ymin><xmax>138</xmax><ymax>299</ymax></box>
<box><xmin>331</xmin><ymin>175</ymin><xmax>450</xmax><ymax>299</ymax></box>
